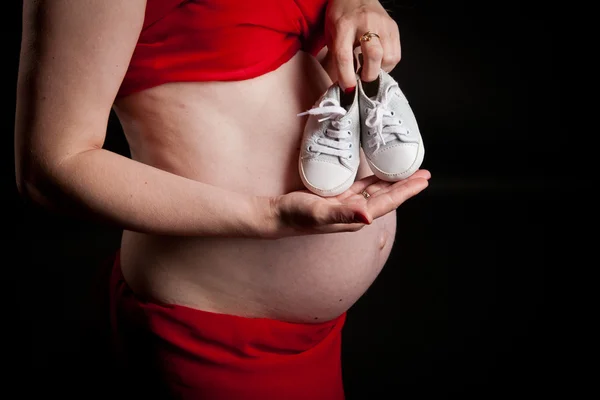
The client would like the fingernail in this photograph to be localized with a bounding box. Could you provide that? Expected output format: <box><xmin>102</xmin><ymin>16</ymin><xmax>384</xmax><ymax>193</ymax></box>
<box><xmin>344</xmin><ymin>86</ymin><xmax>356</xmax><ymax>94</ymax></box>
<box><xmin>353</xmin><ymin>212</ymin><xmax>370</xmax><ymax>224</ymax></box>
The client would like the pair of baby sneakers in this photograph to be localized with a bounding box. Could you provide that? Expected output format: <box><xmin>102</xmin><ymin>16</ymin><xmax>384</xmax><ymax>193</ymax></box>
<box><xmin>297</xmin><ymin>70</ymin><xmax>425</xmax><ymax>197</ymax></box>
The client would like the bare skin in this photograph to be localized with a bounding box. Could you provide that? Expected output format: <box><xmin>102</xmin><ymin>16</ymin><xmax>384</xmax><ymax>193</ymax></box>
<box><xmin>15</xmin><ymin>0</ymin><xmax>430</xmax><ymax>323</ymax></box>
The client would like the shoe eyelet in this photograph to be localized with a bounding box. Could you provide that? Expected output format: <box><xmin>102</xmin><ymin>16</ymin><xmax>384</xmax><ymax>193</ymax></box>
<box><xmin>307</xmin><ymin>145</ymin><xmax>313</xmax><ymax>152</ymax></box>
<box><xmin>390</xmin><ymin>111</ymin><xmax>395</xmax><ymax>116</ymax></box>
<box><xmin>398</xmin><ymin>119</ymin><xmax>403</xmax><ymax>125</ymax></box>
<box><xmin>348</xmin><ymin>154</ymin><xmax>353</xmax><ymax>159</ymax></box>
<box><xmin>347</xmin><ymin>131</ymin><xmax>352</xmax><ymax>135</ymax></box>
<box><xmin>347</xmin><ymin>119</ymin><xmax>352</xmax><ymax>125</ymax></box>
<box><xmin>349</xmin><ymin>143</ymin><xmax>353</xmax><ymax>148</ymax></box>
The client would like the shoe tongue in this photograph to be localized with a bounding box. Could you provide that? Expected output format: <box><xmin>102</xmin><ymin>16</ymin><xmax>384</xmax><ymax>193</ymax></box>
<box><xmin>318</xmin><ymin>85</ymin><xmax>350</xmax><ymax>163</ymax></box>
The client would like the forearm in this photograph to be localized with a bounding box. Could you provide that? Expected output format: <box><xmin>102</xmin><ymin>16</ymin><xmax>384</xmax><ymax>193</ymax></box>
<box><xmin>21</xmin><ymin>148</ymin><xmax>272</xmax><ymax>238</ymax></box>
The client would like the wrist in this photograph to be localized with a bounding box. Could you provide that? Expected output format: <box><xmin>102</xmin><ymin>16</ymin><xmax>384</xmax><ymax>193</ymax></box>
<box><xmin>249</xmin><ymin>195</ymin><xmax>282</xmax><ymax>239</ymax></box>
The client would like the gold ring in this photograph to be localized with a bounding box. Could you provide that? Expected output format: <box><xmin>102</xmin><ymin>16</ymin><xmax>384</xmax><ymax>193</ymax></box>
<box><xmin>359</xmin><ymin>31</ymin><xmax>381</xmax><ymax>43</ymax></box>
<box><xmin>361</xmin><ymin>189</ymin><xmax>371</xmax><ymax>199</ymax></box>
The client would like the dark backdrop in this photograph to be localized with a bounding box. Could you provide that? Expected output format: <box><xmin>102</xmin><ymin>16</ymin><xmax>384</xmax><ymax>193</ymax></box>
<box><xmin>5</xmin><ymin>1</ymin><xmax>551</xmax><ymax>398</ymax></box>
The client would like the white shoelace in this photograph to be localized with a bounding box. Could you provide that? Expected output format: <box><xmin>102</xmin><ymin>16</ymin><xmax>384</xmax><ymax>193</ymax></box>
<box><xmin>298</xmin><ymin>98</ymin><xmax>354</xmax><ymax>159</ymax></box>
<box><xmin>364</xmin><ymin>83</ymin><xmax>409</xmax><ymax>150</ymax></box>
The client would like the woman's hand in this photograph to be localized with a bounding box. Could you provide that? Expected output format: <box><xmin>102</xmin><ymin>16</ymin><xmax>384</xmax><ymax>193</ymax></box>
<box><xmin>267</xmin><ymin>170</ymin><xmax>430</xmax><ymax>237</ymax></box>
<box><xmin>323</xmin><ymin>0</ymin><xmax>401</xmax><ymax>90</ymax></box>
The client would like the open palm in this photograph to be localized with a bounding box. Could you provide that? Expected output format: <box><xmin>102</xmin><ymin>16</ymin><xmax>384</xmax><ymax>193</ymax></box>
<box><xmin>276</xmin><ymin>170</ymin><xmax>431</xmax><ymax>234</ymax></box>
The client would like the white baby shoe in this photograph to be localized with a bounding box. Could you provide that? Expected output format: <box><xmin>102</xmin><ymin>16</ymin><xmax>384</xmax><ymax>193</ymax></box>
<box><xmin>297</xmin><ymin>83</ymin><xmax>361</xmax><ymax>197</ymax></box>
<box><xmin>358</xmin><ymin>70</ymin><xmax>424</xmax><ymax>181</ymax></box>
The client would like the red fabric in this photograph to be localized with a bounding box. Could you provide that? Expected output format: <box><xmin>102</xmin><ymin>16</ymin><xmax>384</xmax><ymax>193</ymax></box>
<box><xmin>117</xmin><ymin>0</ymin><xmax>328</xmax><ymax>98</ymax></box>
<box><xmin>109</xmin><ymin>253</ymin><xmax>346</xmax><ymax>399</ymax></box>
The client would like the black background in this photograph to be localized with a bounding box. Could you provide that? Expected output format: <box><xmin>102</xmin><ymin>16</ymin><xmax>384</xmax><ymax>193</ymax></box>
<box><xmin>5</xmin><ymin>1</ymin><xmax>551</xmax><ymax>398</ymax></box>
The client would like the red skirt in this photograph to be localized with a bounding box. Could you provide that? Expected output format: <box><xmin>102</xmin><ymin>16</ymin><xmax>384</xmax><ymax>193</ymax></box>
<box><xmin>109</xmin><ymin>253</ymin><xmax>346</xmax><ymax>399</ymax></box>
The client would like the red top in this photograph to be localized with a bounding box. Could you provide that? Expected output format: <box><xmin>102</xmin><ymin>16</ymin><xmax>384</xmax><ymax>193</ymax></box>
<box><xmin>117</xmin><ymin>0</ymin><xmax>328</xmax><ymax>98</ymax></box>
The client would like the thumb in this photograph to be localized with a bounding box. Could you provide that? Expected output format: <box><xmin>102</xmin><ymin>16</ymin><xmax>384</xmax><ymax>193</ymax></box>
<box><xmin>322</xmin><ymin>203</ymin><xmax>371</xmax><ymax>225</ymax></box>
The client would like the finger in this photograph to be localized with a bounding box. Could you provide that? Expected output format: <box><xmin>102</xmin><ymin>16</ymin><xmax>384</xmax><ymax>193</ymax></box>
<box><xmin>365</xmin><ymin>171</ymin><xmax>429</xmax><ymax>198</ymax></box>
<box><xmin>360</xmin><ymin>35</ymin><xmax>384</xmax><ymax>82</ymax></box>
<box><xmin>345</xmin><ymin>174</ymin><xmax>381</xmax><ymax>194</ymax></box>
<box><xmin>363</xmin><ymin>181</ymin><xmax>390</xmax><ymax>196</ymax></box>
<box><xmin>346</xmin><ymin>169</ymin><xmax>431</xmax><ymax>199</ymax></box>
<box><xmin>317</xmin><ymin>222</ymin><xmax>366</xmax><ymax>234</ymax></box>
<box><xmin>367</xmin><ymin>178</ymin><xmax>429</xmax><ymax>219</ymax></box>
<box><xmin>393</xmin><ymin>169</ymin><xmax>432</xmax><ymax>182</ymax></box>
<box><xmin>331</xmin><ymin>20</ymin><xmax>358</xmax><ymax>91</ymax></box>
<box><xmin>368</xmin><ymin>172</ymin><xmax>430</xmax><ymax>198</ymax></box>
<box><xmin>381</xmin><ymin>26</ymin><xmax>401</xmax><ymax>72</ymax></box>
<box><xmin>314</xmin><ymin>202</ymin><xmax>370</xmax><ymax>226</ymax></box>
<box><xmin>413</xmin><ymin>169</ymin><xmax>432</xmax><ymax>180</ymax></box>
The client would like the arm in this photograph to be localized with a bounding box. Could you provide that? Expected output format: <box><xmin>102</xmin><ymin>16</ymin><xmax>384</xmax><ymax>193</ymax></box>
<box><xmin>15</xmin><ymin>0</ymin><xmax>428</xmax><ymax>239</ymax></box>
<box><xmin>14</xmin><ymin>0</ymin><xmax>269</xmax><ymax>237</ymax></box>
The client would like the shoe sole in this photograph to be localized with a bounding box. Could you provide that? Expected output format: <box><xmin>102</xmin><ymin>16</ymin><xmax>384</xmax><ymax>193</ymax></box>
<box><xmin>365</xmin><ymin>136</ymin><xmax>425</xmax><ymax>182</ymax></box>
<box><xmin>298</xmin><ymin>158</ymin><xmax>358</xmax><ymax>197</ymax></box>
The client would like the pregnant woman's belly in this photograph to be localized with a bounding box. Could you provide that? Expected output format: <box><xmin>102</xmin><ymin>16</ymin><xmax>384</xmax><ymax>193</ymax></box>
<box><xmin>112</xmin><ymin>52</ymin><xmax>397</xmax><ymax>323</ymax></box>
